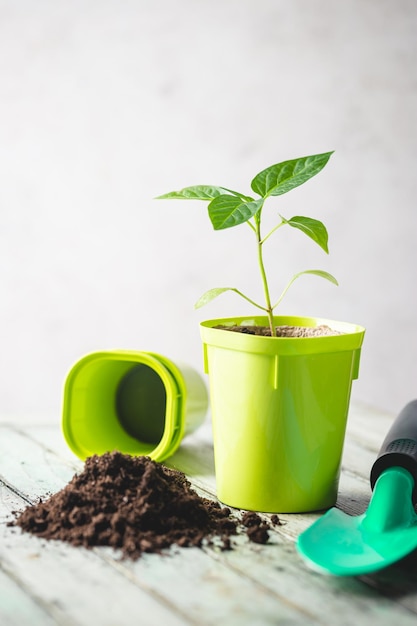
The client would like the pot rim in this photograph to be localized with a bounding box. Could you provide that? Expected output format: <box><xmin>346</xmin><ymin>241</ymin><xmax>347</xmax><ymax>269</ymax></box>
<box><xmin>200</xmin><ymin>314</ymin><xmax>365</xmax><ymax>356</ymax></box>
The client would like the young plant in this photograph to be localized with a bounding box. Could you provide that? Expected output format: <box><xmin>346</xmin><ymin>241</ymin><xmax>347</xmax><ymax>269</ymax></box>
<box><xmin>157</xmin><ymin>152</ymin><xmax>338</xmax><ymax>337</ymax></box>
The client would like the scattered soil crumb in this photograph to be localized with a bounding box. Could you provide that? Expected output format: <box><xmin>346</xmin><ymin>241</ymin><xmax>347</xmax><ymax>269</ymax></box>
<box><xmin>8</xmin><ymin>452</ymin><xmax>279</xmax><ymax>560</ymax></box>
<box><xmin>241</xmin><ymin>511</ymin><xmax>271</xmax><ymax>544</ymax></box>
<box><xmin>214</xmin><ymin>324</ymin><xmax>342</xmax><ymax>337</ymax></box>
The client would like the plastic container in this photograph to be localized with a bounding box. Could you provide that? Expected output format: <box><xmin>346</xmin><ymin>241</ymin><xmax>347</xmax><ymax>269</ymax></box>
<box><xmin>200</xmin><ymin>315</ymin><xmax>365</xmax><ymax>513</ymax></box>
<box><xmin>62</xmin><ymin>350</ymin><xmax>208</xmax><ymax>461</ymax></box>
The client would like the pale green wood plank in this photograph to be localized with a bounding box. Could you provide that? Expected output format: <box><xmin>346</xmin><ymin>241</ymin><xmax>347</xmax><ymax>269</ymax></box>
<box><xmin>0</xmin><ymin>429</ymin><xmax>316</xmax><ymax>625</ymax></box>
<box><xmin>346</xmin><ymin>404</ymin><xmax>395</xmax><ymax>452</ymax></box>
<box><xmin>110</xmin><ymin>543</ymin><xmax>314</xmax><ymax>626</ymax></box>
<box><xmin>341</xmin><ymin>441</ymin><xmax>375</xmax><ymax>483</ymax></box>
<box><xmin>212</xmin><ymin>534</ymin><xmax>417</xmax><ymax>626</ymax></box>
<box><xmin>267</xmin><ymin>471</ymin><xmax>372</xmax><ymax>544</ymax></box>
<box><xmin>4</xmin><ymin>420</ymin><xmax>316</xmax><ymax>548</ymax></box>
<box><xmin>0</xmin><ymin>427</ymin><xmax>80</xmax><ymax>500</ymax></box>
<box><xmin>21</xmin><ymin>418</ymin><xmax>217</xmax><ymax>491</ymax></box>
<box><xmin>3</xmin><ymin>407</ymin><xmax>417</xmax><ymax>622</ymax></box>
<box><xmin>0</xmin><ymin>566</ymin><xmax>64</xmax><ymax>626</ymax></box>
<box><xmin>0</xmin><ymin>484</ymin><xmax>194</xmax><ymax>626</ymax></box>
<box><xmin>1</xmin><ymin>506</ymin><xmax>313</xmax><ymax>626</ymax></box>
<box><xmin>10</xmin><ymin>403</ymin><xmax>389</xmax><ymax>496</ymax></box>
<box><xmin>124</xmin><ymin>531</ymin><xmax>417</xmax><ymax>626</ymax></box>
<box><xmin>0</xmin><ymin>414</ymin><xmax>393</xmax><ymax>536</ymax></box>
<box><xmin>0</xmin><ymin>416</ymin><xmax>397</xmax><ymax>547</ymax></box>
<box><xmin>359</xmin><ymin>559</ymin><xmax>417</xmax><ymax>614</ymax></box>
<box><xmin>0</xmin><ymin>426</ymin><xmax>406</xmax><ymax>624</ymax></box>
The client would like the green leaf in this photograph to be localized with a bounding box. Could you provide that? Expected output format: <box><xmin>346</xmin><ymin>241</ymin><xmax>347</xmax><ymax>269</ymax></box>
<box><xmin>195</xmin><ymin>288</ymin><xmax>235</xmax><ymax>309</ymax></box>
<box><xmin>156</xmin><ymin>185</ymin><xmax>252</xmax><ymax>202</ymax></box>
<box><xmin>208</xmin><ymin>195</ymin><xmax>263</xmax><ymax>230</ymax></box>
<box><xmin>296</xmin><ymin>269</ymin><xmax>338</xmax><ymax>285</ymax></box>
<box><xmin>156</xmin><ymin>185</ymin><xmax>230</xmax><ymax>201</ymax></box>
<box><xmin>282</xmin><ymin>215</ymin><xmax>329</xmax><ymax>253</ymax></box>
<box><xmin>221</xmin><ymin>188</ymin><xmax>255</xmax><ymax>202</ymax></box>
<box><xmin>195</xmin><ymin>287</ymin><xmax>266</xmax><ymax>310</ymax></box>
<box><xmin>271</xmin><ymin>269</ymin><xmax>338</xmax><ymax>310</ymax></box>
<box><xmin>251</xmin><ymin>151</ymin><xmax>334</xmax><ymax>198</ymax></box>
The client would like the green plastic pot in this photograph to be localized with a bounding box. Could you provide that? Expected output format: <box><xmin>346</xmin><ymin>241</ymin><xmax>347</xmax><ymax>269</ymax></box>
<box><xmin>200</xmin><ymin>315</ymin><xmax>365</xmax><ymax>513</ymax></box>
<box><xmin>62</xmin><ymin>350</ymin><xmax>208</xmax><ymax>462</ymax></box>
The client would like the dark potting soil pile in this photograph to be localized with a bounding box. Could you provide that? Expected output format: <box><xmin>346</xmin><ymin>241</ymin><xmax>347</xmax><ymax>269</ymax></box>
<box><xmin>215</xmin><ymin>324</ymin><xmax>342</xmax><ymax>338</ymax></box>
<box><xmin>9</xmin><ymin>452</ymin><xmax>279</xmax><ymax>560</ymax></box>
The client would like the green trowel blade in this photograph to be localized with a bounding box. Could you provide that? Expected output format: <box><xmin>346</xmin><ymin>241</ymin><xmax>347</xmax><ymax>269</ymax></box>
<box><xmin>296</xmin><ymin>467</ymin><xmax>417</xmax><ymax>576</ymax></box>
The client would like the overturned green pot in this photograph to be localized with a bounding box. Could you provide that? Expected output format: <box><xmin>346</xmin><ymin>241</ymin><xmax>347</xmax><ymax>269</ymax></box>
<box><xmin>62</xmin><ymin>350</ymin><xmax>208</xmax><ymax>462</ymax></box>
<box><xmin>200</xmin><ymin>315</ymin><xmax>365</xmax><ymax>513</ymax></box>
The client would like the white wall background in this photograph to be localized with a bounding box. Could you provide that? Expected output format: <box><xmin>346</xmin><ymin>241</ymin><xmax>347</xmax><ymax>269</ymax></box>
<box><xmin>0</xmin><ymin>0</ymin><xmax>416</xmax><ymax>418</ymax></box>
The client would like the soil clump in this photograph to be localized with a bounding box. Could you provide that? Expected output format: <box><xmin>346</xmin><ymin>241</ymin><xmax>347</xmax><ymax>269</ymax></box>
<box><xmin>9</xmin><ymin>452</ymin><xmax>279</xmax><ymax>560</ymax></box>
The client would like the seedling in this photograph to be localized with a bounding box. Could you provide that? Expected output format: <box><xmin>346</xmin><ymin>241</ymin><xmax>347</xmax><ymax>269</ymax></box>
<box><xmin>157</xmin><ymin>152</ymin><xmax>338</xmax><ymax>337</ymax></box>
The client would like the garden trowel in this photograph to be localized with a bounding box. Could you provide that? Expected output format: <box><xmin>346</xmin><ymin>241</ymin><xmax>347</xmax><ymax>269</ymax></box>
<box><xmin>296</xmin><ymin>400</ymin><xmax>417</xmax><ymax>576</ymax></box>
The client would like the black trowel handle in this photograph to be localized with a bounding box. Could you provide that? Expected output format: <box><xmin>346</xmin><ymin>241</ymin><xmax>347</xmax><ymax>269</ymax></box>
<box><xmin>370</xmin><ymin>400</ymin><xmax>417</xmax><ymax>504</ymax></box>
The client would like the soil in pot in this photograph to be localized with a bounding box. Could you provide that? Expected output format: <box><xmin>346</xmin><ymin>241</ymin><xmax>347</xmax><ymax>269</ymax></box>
<box><xmin>8</xmin><ymin>452</ymin><xmax>280</xmax><ymax>559</ymax></box>
<box><xmin>214</xmin><ymin>324</ymin><xmax>342</xmax><ymax>337</ymax></box>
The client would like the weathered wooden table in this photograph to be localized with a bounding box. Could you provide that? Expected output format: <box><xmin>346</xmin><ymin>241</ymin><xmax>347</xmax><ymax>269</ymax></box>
<box><xmin>1</xmin><ymin>404</ymin><xmax>417</xmax><ymax>626</ymax></box>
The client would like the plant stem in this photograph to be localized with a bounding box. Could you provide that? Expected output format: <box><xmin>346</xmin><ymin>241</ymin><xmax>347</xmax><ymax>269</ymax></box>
<box><xmin>246</xmin><ymin>219</ymin><xmax>257</xmax><ymax>233</ymax></box>
<box><xmin>229</xmin><ymin>289</ymin><xmax>268</xmax><ymax>312</ymax></box>
<box><xmin>255</xmin><ymin>211</ymin><xmax>276</xmax><ymax>337</ymax></box>
<box><xmin>260</xmin><ymin>220</ymin><xmax>284</xmax><ymax>245</ymax></box>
